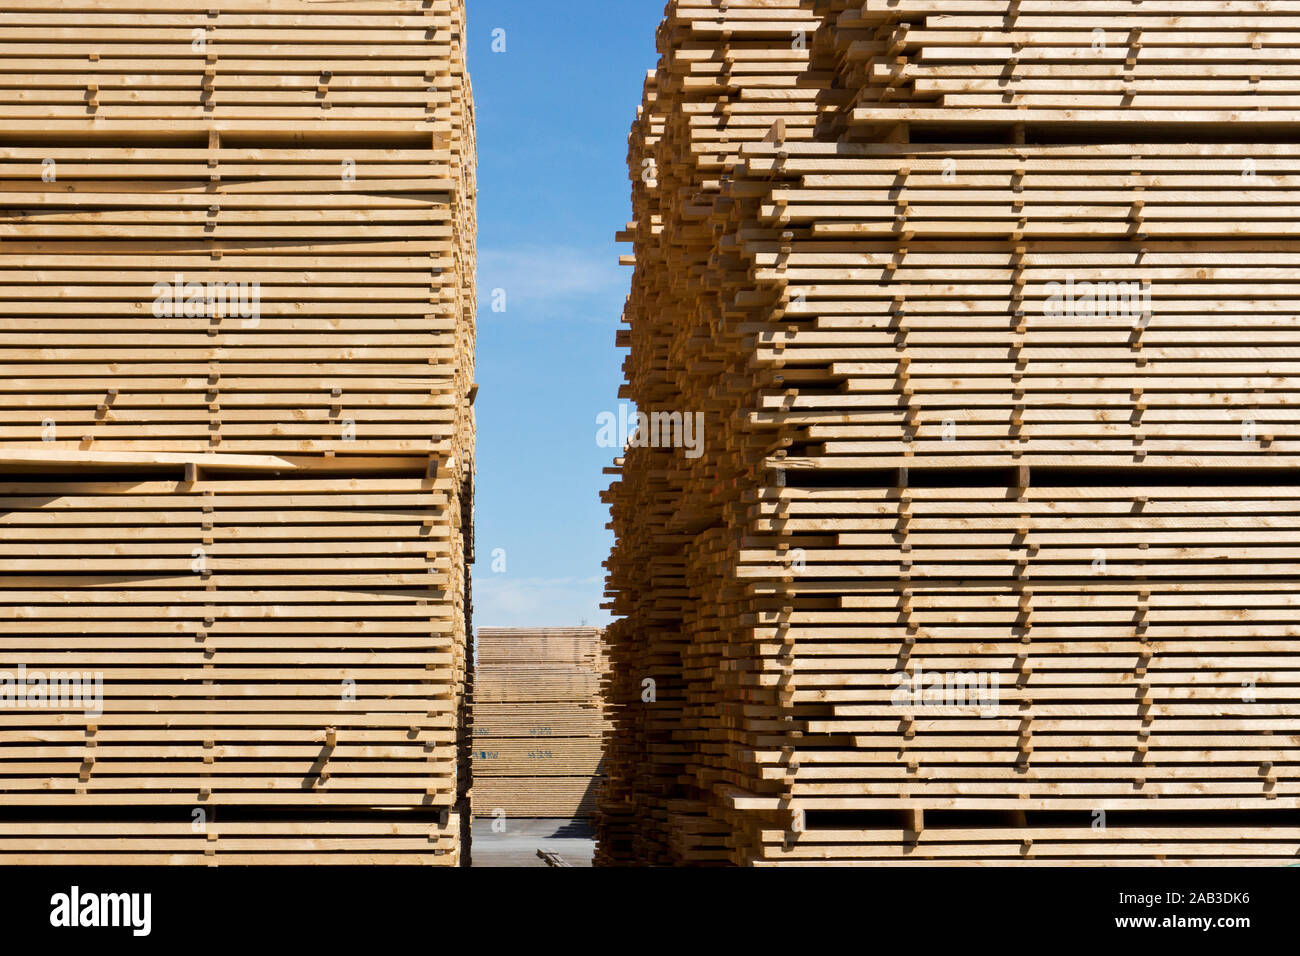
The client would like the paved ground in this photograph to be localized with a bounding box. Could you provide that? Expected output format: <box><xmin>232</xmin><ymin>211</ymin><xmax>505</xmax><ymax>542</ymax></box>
<box><xmin>470</xmin><ymin>817</ymin><xmax>596</xmax><ymax>867</ymax></box>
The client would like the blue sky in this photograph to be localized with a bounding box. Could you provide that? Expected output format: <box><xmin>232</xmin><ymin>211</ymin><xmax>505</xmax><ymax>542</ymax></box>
<box><xmin>468</xmin><ymin>1</ymin><xmax>663</xmax><ymax>630</ymax></box>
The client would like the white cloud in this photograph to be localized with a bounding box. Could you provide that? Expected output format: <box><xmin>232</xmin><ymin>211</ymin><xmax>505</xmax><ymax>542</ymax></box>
<box><xmin>473</xmin><ymin>574</ymin><xmax>612</xmax><ymax>629</ymax></box>
<box><xmin>477</xmin><ymin>245</ymin><xmax>626</xmax><ymax>318</ymax></box>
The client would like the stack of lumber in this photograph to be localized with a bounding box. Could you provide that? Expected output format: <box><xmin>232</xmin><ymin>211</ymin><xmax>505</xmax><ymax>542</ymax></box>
<box><xmin>0</xmin><ymin>819</ymin><xmax>460</xmax><ymax>866</ymax></box>
<box><xmin>472</xmin><ymin>628</ymin><xmax>609</xmax><ymax>819</ymax></box>
<box><xmin>0</xmin><ymin>0</ymin><xmax>475</xmax><ymax>865</ymax></box>
<box><xmin>852</xmin><ymin>0</ymin><xmax>1300</xmax><ymax>127</ymax></box>
<box><xmin>598</xmin><ymin>0</ymin><xmax>1300</xmax><ymax>866</ymax></box>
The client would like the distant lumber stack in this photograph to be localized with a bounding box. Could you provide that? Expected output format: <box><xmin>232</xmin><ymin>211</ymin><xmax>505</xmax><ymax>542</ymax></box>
<box><xmin>0</xmin><ymin>0</ymin><xmax>475</xmax><ymax>864</ymax></box>
<box><xmin>473</xmin><ymin>628</ymin><xmax>608</xmax><ymax>819</ymax></box>
<box><xmin>599</xmin><ymin>0</ymin><xmax>1300</xmax><ymax>865</ymax></box>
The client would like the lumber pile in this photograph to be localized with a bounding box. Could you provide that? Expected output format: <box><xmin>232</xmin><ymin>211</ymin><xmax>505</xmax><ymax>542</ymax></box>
<box><xmin>0</xmin><ymin>0</ymin><xmax>475</xmax><ymax>865</ymax></box>
<box><xmin>598</xmin><ymin>0</ymin><xmax>1300</xmax><ymax>866</ymax></box>
<box><xmin>472</xmin><ymin>628</ymin><xmax>609</xmax><ymax>819</ymax></box>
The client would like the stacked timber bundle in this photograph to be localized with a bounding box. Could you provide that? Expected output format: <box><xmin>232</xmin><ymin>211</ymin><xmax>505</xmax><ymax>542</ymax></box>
<box><xmin>472</xmin><ymin>628</ymin><xmax>609</xmax><ymax>819</ymax></box>
<box><xmin>600</xmin><ymin>0</ymin><xmax>1300</xmax><ymax>866</ymax></box>
<box><xmin>0</xmin><ymin>0</ymin><xmax>475</xmax><ymax>865</ymax></box>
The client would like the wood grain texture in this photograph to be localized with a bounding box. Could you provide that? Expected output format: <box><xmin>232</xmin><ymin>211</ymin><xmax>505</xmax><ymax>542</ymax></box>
<box><xmin>472</xmin><ymin>628</ymin><xmax>609</xmax><ymax>819</ymax></box>
<box><xmin>0</xmin><ymin>0</ymin><xmax>475</xmax><ymax>866</ymax></box>
<box><xmin>598</xmin><ymin>0</ymin><xmax>1299</xmax><ymax>867</ymax></box>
